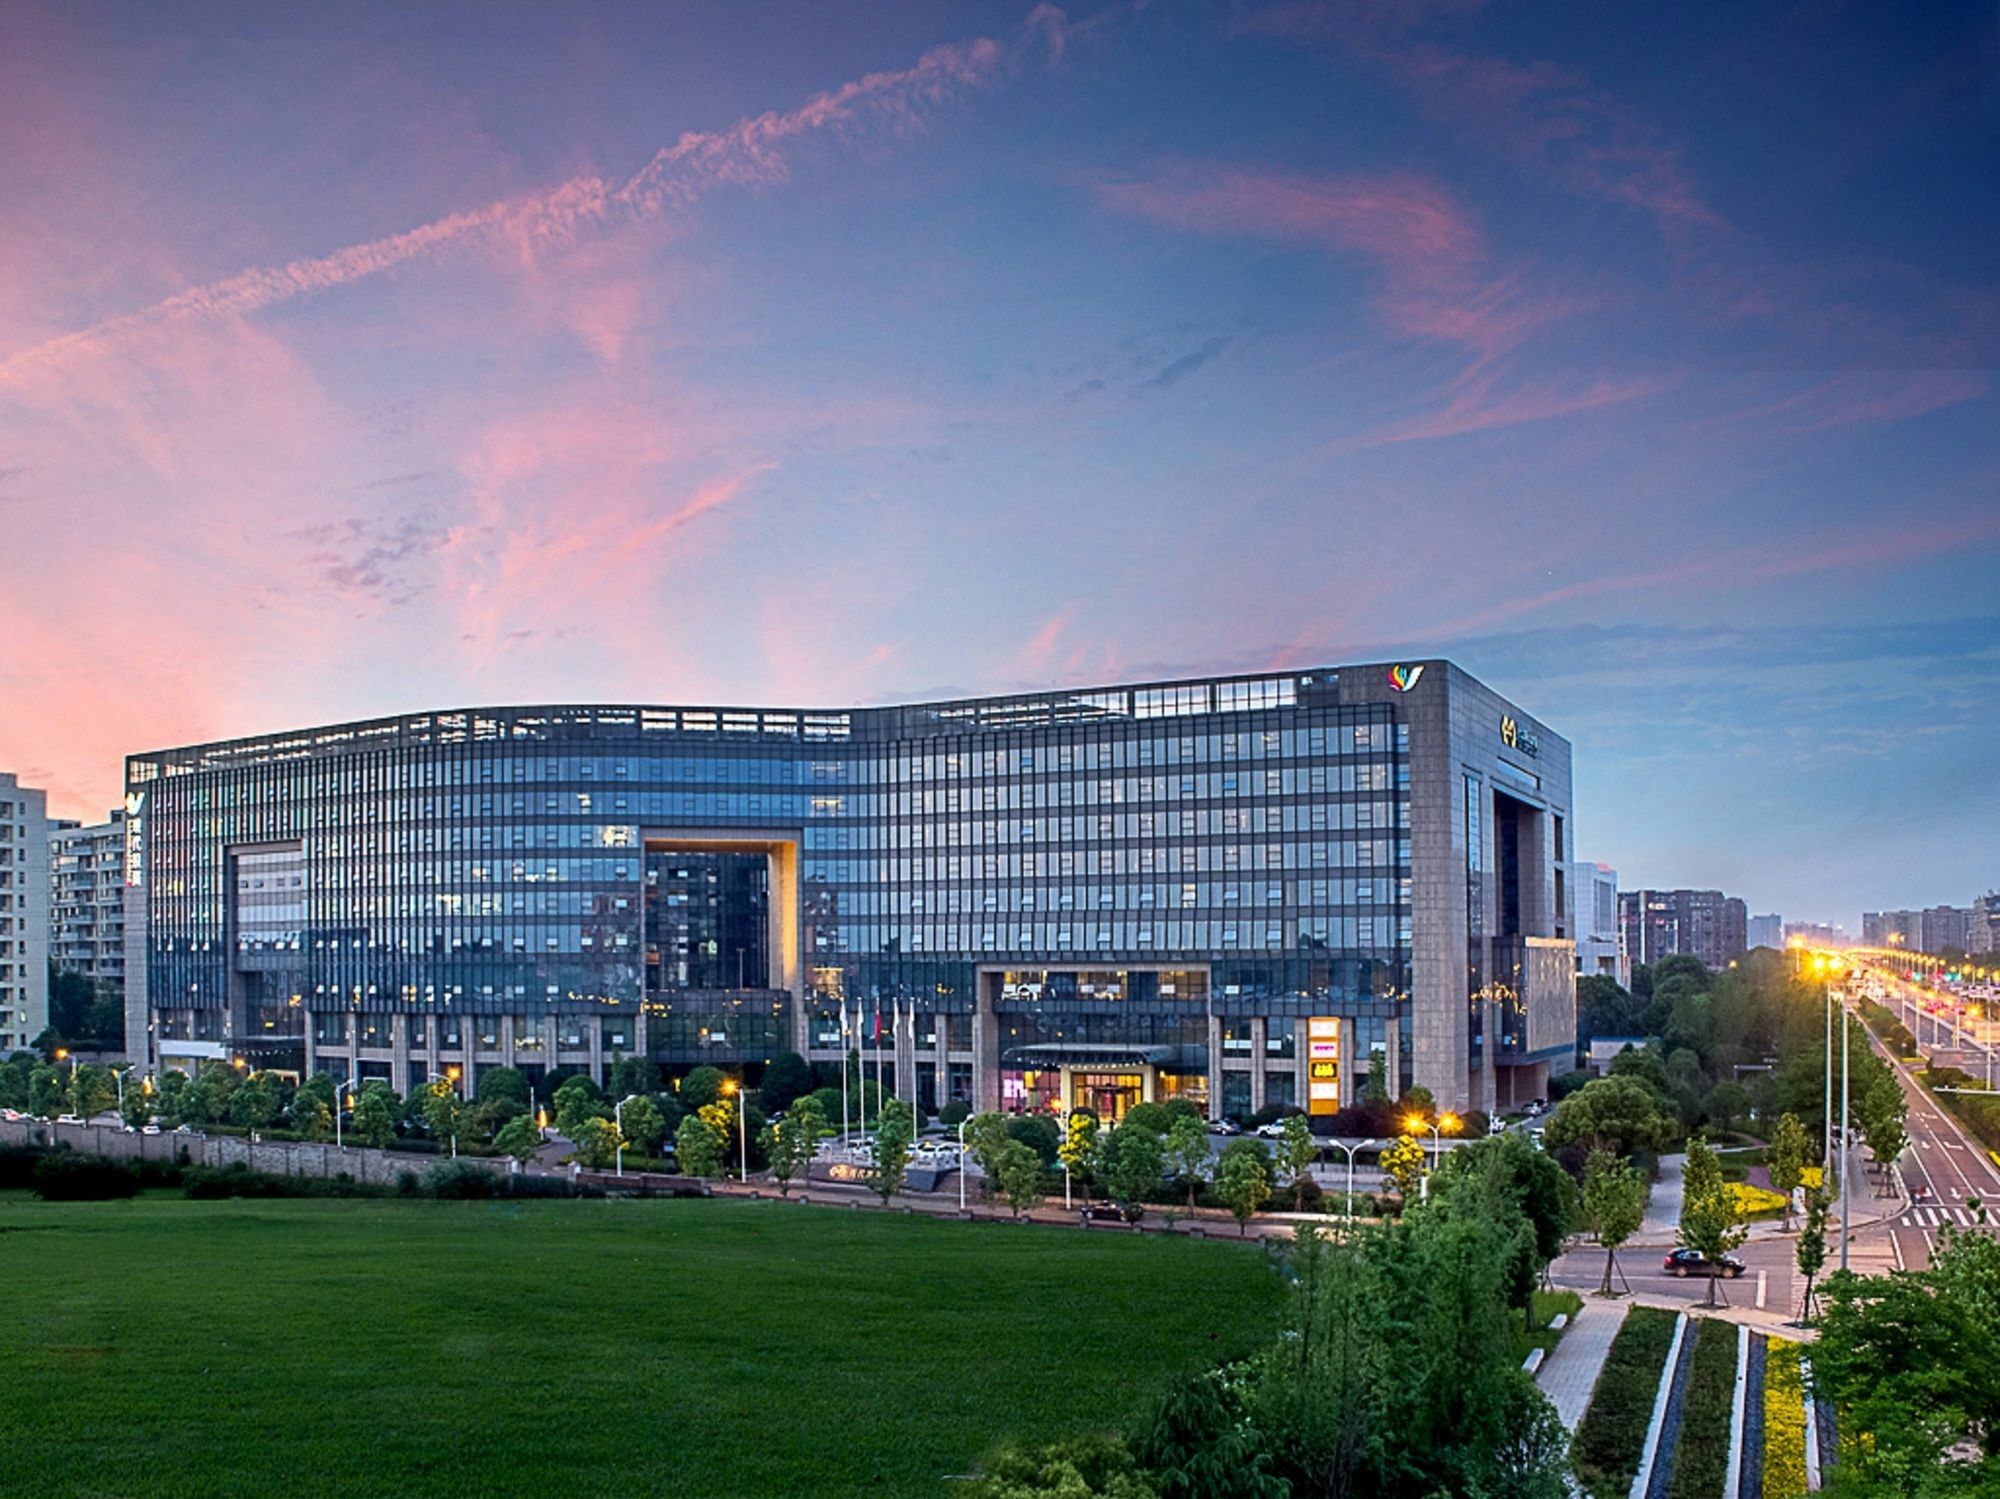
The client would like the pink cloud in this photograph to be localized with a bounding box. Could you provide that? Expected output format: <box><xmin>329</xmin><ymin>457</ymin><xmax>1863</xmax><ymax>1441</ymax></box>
<box><xmin>1247</xmin><ymin>1</ymin><xmax>1724</xmax><ymax>234</ymax></box>
<box><xmin>1098</xmin><ymin>164</ymin><xmax>1569</xmax><ymax>363</ymax></box>
<box><xmin>0</xmin><ymin>32</ymin><xmax>1010</xmax><ymax>388</ymax></box>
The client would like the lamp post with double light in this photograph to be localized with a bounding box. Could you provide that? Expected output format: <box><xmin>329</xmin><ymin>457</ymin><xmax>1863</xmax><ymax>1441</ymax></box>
<box><xmin>1328</xmin><ymin>1138</ymin><xmax>1375</xmax><ymax>1224</ymax></box>
<box><xmin>1404</xmin><ymin>1111</ymin><xmax>1461</xmax><ymax>1201</ymax></box>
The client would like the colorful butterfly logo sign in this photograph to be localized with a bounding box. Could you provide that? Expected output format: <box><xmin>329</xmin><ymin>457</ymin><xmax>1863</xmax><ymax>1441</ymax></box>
<box><xmin>1386</xmin><ymin>663</ymin><xmax>1425</xmax><ymax>692</ymax></box>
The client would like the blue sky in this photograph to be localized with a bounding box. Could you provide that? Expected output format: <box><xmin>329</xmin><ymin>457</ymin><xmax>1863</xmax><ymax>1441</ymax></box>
<box><xmin>2</xmin><ymin>0</ymin><xmax>1996</xmax><ymax>930</ymax></box>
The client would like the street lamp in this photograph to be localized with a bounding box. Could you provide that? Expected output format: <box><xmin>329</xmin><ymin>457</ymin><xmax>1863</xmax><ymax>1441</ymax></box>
<box><xmin>444</xmin><ymin>1066</ymin><xmax>463</xmax><ymax>1158</ymax></box>
<box><xmin>334</xmin><ymin>1079</ymin><xmax>356</xmax><ymax>1150</ymax></box>
<box><xmin>723</xmin><ymin>1078</ymin><xmax>748</xmax><ymax>1181</ymax></box>
<box><xmin>614</xmin><ymin>1094</ymin><xmax>636</xmax><ymax>1178</ymax></box>
<box><xmin>1329</xmin><ymin>1137</ymin><xmax>1376</xmax><ymax>1224</ymax></box>
<box><xmin>1404</xmin><ymin>1112</ymin><xmax>1461</xmax><ymax>1200</ymax></box>
<box><xmin>110</xmin><ymin>1064</ymin><xmax>133</xmax><ymax>1126</ymax></box>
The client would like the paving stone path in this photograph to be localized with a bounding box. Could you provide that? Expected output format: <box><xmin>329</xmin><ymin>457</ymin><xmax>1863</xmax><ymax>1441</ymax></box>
<box><xmin>1536</xmin><ymin>1297</ymin><xmax>1631</xmax><ymax>1432</ymax></box>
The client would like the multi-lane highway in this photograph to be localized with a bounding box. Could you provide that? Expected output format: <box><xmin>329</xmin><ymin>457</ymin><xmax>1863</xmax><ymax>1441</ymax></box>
<box><xmin>1551</xmin><ymin>954</ymin><xmax>2000</xmax><ymax>1317</ymax></box>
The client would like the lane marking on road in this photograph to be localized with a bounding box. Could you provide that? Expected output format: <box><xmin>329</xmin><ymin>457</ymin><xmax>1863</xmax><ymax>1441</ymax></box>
<box><xmin>1756</xmin><ymin>1270</ymin><xmax>1768</xmax><ymax>1309</ymax></box>
<box><xmin>1890</xmin><ymin>1228</ymin><xmax>1905</xmax><ymax>1271</ymax></box>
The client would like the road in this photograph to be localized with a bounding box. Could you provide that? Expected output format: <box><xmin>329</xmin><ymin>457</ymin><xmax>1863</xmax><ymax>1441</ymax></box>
<box><xmin>1551</xmin><ymin>964</ymin><xmax>2000</xmax><ymax>1318</ymax></box>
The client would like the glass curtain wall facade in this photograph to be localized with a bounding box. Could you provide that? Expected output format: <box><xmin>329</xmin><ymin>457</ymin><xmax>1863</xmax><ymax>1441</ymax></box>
<box><xmin>126</xmin><ymin>665</ymin><xmax>1573</xmax><ymax>1112</ymax></box>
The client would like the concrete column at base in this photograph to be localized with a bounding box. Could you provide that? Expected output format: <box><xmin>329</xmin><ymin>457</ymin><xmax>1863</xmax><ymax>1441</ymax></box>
<box><xmin>933</xmin><ymin>1031</ymin><xmax>949</xmax><ymax>1114</ymax></box>
<box><xmin>1249</xmin><ymin>1020</ymin><xmax>1267</xmax><ymax>1113</ymax></box>
<box><xmin>1385</xmin><ymin>1024</ymin><xmax>1402</xmax><ymax>1103</ymax></box>
<box><xmin>500</xmin><ymin>1014</ymin><xmax>516</xmax><ymax>1078</ymax></box>
<box><xmin>392</xmin><ymin>1013</ymin><xmax>412</xmax><ymax>1096</ymax></box>
<box><xmin>1481</xmin><ymin>1000</ymin><xmax>1499</xmax><ymax>1117</ymax></box>
<box><xmin>1206</xmin><ymin>1013</ymin><xmax>1222</xmax><ymax>1119</ymax></box>
<box><xmin>543</xmin><ymin>1014</ymin><xmax>560</xmax><ymax>1085</ymax></box>
<box><xmin>1339</xmin><ymin>1017</ymin><xmax>1358</xmax><ymax>1107</ymax></box>
<box><xmin>588</xmin><ymin>1016</ymin><xmax>605</xmax><ymax>1086</ymax></box>
<box><xmin>973</xmin><ymin>986</ymin><xmax>1001</xmax><ymax>1112</ymax></box>
<box><xmin>303</xmin><ymin>1010</ymin><xmax>317</xmax><ymax>1078</ymax></box>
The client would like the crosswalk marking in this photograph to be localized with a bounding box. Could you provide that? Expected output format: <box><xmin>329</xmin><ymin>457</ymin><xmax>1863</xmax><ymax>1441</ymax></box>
<box><xmin>1899</xmin><ymin>1205</ymin><xmax>1994</xmax><ymax>1229</ymax></box>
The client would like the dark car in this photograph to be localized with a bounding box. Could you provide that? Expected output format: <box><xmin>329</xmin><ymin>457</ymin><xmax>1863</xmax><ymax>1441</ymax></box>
<box><xmin>1664</xmin><ymin>1248</ymin><xmax>1746</xmax><ymax>1279</ymax></box>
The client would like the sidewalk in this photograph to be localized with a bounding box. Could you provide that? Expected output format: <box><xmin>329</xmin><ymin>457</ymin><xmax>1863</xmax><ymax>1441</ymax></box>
<box><xmin>1633</xmin><ymin>1153</ymin><xmax>1686</xmax><ymax>1246</ymax></box>
<box><xmin>1536</xmin><ymin>1298</ymin><xmax>1629</xmax><ymax>1431</ymax></box>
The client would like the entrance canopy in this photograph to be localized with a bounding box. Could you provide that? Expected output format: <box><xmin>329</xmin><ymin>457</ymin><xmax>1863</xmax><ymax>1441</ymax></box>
<box><xmin>999</xmin><ymin>1041</ymin><xmax>1180</xmax><ymax>1070</ymax></box>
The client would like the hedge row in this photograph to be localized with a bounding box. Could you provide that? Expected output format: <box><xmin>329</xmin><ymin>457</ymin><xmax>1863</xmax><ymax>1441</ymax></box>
<box><xmin>1922</xmin><ymin>1065</ymin><xmax>2000</xmax><ymax>1153</ymax></box>
<box><xmin>1572</xmin><ymin>1307</ymin><xmax>1679</xmax><ymax>1499</ymax></box>
<box><xmin>1667</xmin><ymin>1319</ymin><xmax>1739</xmax><ymax>1499</ymax></box>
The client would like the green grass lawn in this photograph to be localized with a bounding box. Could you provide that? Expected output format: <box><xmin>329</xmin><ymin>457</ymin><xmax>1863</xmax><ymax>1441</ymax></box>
<box><xmin>1514</xmin><ymin>1289</ymin><xmax>1586</xmax><ymax>1361</ymax></box>
<box><xmin>0</xmin><ymin>1193</ymin><xmax>1283</xmax><ymax>1498</ymax></box>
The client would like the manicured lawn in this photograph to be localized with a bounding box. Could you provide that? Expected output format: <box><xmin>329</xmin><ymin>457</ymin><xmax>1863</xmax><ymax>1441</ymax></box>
<box><xmin>0</xmin><ymin>1194</ymin><xmax>1283</xmax><ymax>1497</ymax></box>
<box><xmin>1514</xmin><ymin>1288</ymin><xmax>1585</xmax><ymax>1361</ymax></box>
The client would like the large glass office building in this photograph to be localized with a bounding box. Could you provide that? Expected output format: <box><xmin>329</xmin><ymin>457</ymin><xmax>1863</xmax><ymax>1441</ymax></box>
<box><xmin>123</xmin><ymin>662</ymin><xmax>1576</xmax><ymax>1116</ymax></box>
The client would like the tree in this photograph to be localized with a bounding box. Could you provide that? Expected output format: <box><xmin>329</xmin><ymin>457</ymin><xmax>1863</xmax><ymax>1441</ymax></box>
<box><xmin>1059</xmin><ymin>1109</ymin><xmax>1100</xmax><ymax>1186</ymax></box>
<box><xmin>1164</xmin><ymin>1112</ymin><xmax>1210</xmax><ymax>1210</ymax></box>
<box><xmin>759</xmin><ymin>1050</ymin><xmax>815</xmax><ymax>1115</ymax></box>
<box><xmin>289</xmin><ymin>1085</ymin><xmax>331</xmax><ymax>1142</ymax></box>
<box><xmin>605</xmin><ymin>1052</ymin><xmax>654</xmax><ymax>1102</ymax></box>
<box><xmin>570</xmin><ymin>1115</ymin><xmax>621</xmax><ymax>1169</ymax></box>
<box><xmin>1581</xmin><ymin>1149</ymin><xmax>1644</xmax><ymax>1296</ymax></box>
<box><xmin>1767</xmin><ymin>1112</ymin><xmax>1809</xmax><ymax>1229</ymax></box>
<box><xmin>964</xmin><ymin>1111</ymin><xmax>1014</xmax><ymax>1199</ymax></box>
<box><xmin>228</xmin><ymin>1070</ymin><xmax>285</xmax><ymax>1131</ymax></box>
<box><xmin>1796</xmin><ymin>1188</ymin><xmax>1828</xmax><ymax>1325</ymax></box>
<box><xmin>1542</xmin><ymin>1075</ymin><xmax>1671</xmax><ymax>1159</ymax></box>
<box><xmin>1701</xmin><ymin>1079</ymin><xmax>1750</xmax><ymax>1136</ymax></box>
<box><xmin>697</xmin><ymin>1099</ymin><xmax>742</xmax><ymax>1177</ymax></box>
<box><xmin>1857</xmin><ymin>1068</ymin><xmax>1910</xmax><ymax>1187</ymax></box>
<box><xmin>351</xmin><ymin>1085</ymin><xmax>398</xmax><ymax>1149</ymax></box>
<box><xmin>675</xmin><ymin>1111</ymin><xmax>725</xmax><ymax>1179</ymax></box>
<box><xmin>476</xmin><ymin>1066</ymin><xmax>531</xmax><ymax>1109</ymax></box>
<box><xmin>492</xmin><ymin>1113</ymin><xmax>541</xmax><ymax>1164</ymax></box>
<box><xmin>1814</xmin><ymin>1224</ymin><xmax>2000</xmax><ymax>1489</ymax></box>
<box><xmin>680</xmin><ymin>1065</ymin><xmax>727</xmax><ymax>1112</ymax></box>
<box><xmin>120</xmin><ymin>1075</ymin><xmax>154</xmax><ymax>1130</ymax></box>
<box><xmin>1215</xmin><ymin>1149</ymin><xmax>1271</xmax><ymax>1235</ymax></box>
<box><xmin>618</xmin><ymin>1095</ymin><xmax>665</xmax><ymax>1158</ymax></box>
<box><xmin>762</xmin><ymin>1095</ymin><xmax>824</xmax><ymax>1196</ymax></box>
<box><xmin>1379</xmin><ymin>1135</ymin><xmax>1426</xmax><ymax>1204</ymax></box>
<box><xmin>1278</xmin><ymin>1115</ymin><xmax>1318</xmax><ymax>1211</ymax></box>
<box><xmin>1007</xmin><ymin>1113</ymin><xmax>1061</xmax><ymax>1165</ymax></box>
<box><xmin>870</xmin><ymin>1097</ymin><xmax>914</xmax><ymax>1204</ymax></box>
<box><xmin>1678</xmin><ymin>1136</ymin><xmax>1747</xmax><ymax>1305</ymax></box>
<box><xmin>553</xmin><ymin>1075</ymin><xmax>607</xmax><ymax>1139</ymax></box>
<box><xmin>994</xmin><ymin>1139</ymin><xmax>1045</xmax><ymax>1218</ymax></box>
<box><xmin>1100</xmin><ymin>1122</ymin><xmax>1164</xmax><ymax>1220</ymax></box>
<box><xmin>29</xmin><ymin>1064</ymin><xmax>63</xmax><ymax>1119</ymax></box>
<box><xmin>417</xmin><ymin>1079</ymin><xmax>467</xmax><ymax>1157</ymax></box>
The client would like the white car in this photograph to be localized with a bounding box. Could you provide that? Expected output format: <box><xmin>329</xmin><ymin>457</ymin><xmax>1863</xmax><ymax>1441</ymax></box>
<box><xmin>1255</xmin><ymin>1121</ymin><xmax>1290</xmax><ymax>1139</ymax></box>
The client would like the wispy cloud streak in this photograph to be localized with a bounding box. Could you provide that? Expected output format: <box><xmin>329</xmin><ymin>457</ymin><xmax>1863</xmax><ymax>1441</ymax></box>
<box><xmin>0</xmin><ymin>36</ymin><xmax>1008</xmax><ymax>385</ymax></box>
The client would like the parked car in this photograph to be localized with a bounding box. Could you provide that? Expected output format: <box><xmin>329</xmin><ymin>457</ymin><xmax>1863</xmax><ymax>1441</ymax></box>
<box><xmin>56</xmin><ymin>1114</ymin><xmax>84</xmax><ymax>1125</ymax></box>
<box><xmin>1081</xmin><ymin>1203</ymin><xmax>1124</xmax><ymax>1222</ymax></box>
<box><xmin>1208</xmin><ymin>1118</ymin><xmax>1241</xmax><ymax>1136</ymax></box>
<box><xmin>1255</xmin><ymin>1121</ymin><xmax>1291</xmax><ymax>1139</ymax></box>
<box><xmin>1663</xmin><ymin>1248</ymin><xmax>1746</xmax><ymax>1279</ymax></box>
<box><xmin>140</xmin><ymin>1124</ymin><xmax>163</xmax><ymax>1136</ymax></box>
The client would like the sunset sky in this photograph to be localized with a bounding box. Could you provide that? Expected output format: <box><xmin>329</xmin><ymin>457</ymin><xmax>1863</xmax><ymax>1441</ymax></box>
<box><xmin>2</xmin><ymin>1</ymin><xmax>1996</xmax><ymax>929</ymax></box>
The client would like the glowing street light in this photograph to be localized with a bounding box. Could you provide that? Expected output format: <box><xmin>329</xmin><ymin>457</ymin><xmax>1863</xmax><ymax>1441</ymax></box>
<box><xmin>1405</xmin><ymin>1111</ymin><xmax>1461</xmax><ymax>1199</ymax></box>
<box><xmin>722</xmin><ymin>1078</ymin><xmax>748</xmax><ymax>1181</ymax></box>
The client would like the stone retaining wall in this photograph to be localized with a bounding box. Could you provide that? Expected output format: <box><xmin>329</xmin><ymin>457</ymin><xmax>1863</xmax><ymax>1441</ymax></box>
<box><xmin>0</xmin><ymin>1117</ymin><xmax>506</xmax><ymax>1187</ymax></box>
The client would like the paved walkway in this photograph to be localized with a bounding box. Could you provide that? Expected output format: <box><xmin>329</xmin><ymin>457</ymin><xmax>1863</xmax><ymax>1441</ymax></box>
<box><xmin>1536</xmin><ymin>1297</ymin><xmax>1630</xmax><ymax>1431</ymax></box>
<box><xmin>1635</xmin><ymin>1153</ymin><xmax>1687</xmax><ymax>1245</ymax></box>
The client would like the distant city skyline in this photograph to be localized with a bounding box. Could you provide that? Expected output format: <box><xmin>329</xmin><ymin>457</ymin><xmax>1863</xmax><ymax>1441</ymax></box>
<box><xmin>3</xmin><ymin>1</ymin><xmax>1996</xmax><ymax>926</ymax></box>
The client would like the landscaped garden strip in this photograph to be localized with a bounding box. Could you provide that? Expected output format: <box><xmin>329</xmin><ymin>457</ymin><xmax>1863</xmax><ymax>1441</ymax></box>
<box><xmin>1571</xmin><ymin>1305</ymin><xmax>1680</xmax><ymax>1499</ymax></box>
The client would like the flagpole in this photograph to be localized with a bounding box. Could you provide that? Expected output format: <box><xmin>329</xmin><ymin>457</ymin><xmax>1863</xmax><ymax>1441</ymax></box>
<box><xmin>840</xmin><ymin>1002</ymin><xmax>851</xmax><ymax>1145</ymax></box>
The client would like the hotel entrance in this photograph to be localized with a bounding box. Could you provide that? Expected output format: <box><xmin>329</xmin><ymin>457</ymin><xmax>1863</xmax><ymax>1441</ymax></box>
<box><xmin>1069</xmin><ymin>1070</ymin><xmax>1145</xmax><ymax>1122</ymax></box>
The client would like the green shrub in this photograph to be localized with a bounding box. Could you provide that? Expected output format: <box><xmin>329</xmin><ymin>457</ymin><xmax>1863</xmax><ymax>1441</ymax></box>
<box><xmin>1571</xmin><ymin>1307</ymin><xmax>1678</xmax><ymax>1498</ymax></box>
<box><xmin>938</xmin><ymin>1100</ymin><xmax>972</xmax><ymax>1128</ymax></box>
<box><xmin>31</xmin><ymin>1151</ymin><xmax>141</xmax><ymax>1201</ymax></box>
<box><xmin>425</xmin><ymin>1160</ymin><xmax>499</xmax><ymax>1199</ymax></box>
<box><xmin>1667</xmin><ymin>1318</ymin><xmax>1737</xmax><ymax>1499</ymax></box>
<box><xmin>964</xmin><ymin>1437</ymin><xmax>1158</xmax><ymax>1498</ymax></box>
<box><xmin>0</xmin><ymin>1142</ymin><xmax>48</xmax><ymax>1189</ymax></box>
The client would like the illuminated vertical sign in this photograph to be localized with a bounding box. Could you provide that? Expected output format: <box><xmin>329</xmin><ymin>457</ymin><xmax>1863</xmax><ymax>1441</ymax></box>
<box><xmin>123</xmin><ymin>789</ymin><xmax>145</xmax><ymax>888</ymax></box>
<box><xmin>1306</xmin><ymin>1016</ymin><xmax>1341</xmax><ymax>1115</ymax></box>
